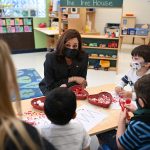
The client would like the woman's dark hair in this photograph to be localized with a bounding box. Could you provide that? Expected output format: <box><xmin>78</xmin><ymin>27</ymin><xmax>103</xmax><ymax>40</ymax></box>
<box><xmin>55</xmin><ymin>29</ymin><xmax>84</xmax><ymax>61</ymax></box>
<box><xmin>44</xmin><ymin>87</ymin><xmax>77</xmax><ymax>125</ymax></box>
<box><xmin>131</xmin><ymin>45</ymin><xmax>150</xmax><ymax>62</ymax></box>
<box><xmin>134</xmin><ymin>74</ymin><xmax>150</xmax><ymax>109</ymax></box>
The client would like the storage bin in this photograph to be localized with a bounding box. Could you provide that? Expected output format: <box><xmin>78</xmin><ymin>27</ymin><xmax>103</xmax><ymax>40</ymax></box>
<box><xmin>135</xmin><ymin>28</ymin><xmax>149</xmax><ymax>36</ymax></box>
<box><xmin>122</xmin><ymin>29</ymin><xmax>128</xmax><ymax>35</ymax></box>
<box><xmin>128</xmin><ymin>28</ymin><xmax>136</xmax><ymax>35</ymax></box>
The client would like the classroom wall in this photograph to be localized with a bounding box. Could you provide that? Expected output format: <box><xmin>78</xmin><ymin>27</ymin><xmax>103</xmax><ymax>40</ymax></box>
<box><xmin>123</xmin><ymin>0</ymin><xmax>150</xmax><ymax>24</ymax></box>
<box><xmin>95</xmin><ymin>8</ymin><xmax>122</xmax><ymax>34</ymax></box>
<box><xmin>95</xmin><ymin>0</ymin><xmax>150</xmax><ymax>34</ymax></box>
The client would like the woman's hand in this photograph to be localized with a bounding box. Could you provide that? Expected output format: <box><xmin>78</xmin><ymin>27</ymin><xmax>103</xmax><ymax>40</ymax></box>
<box><xmin>74</xmin><ymin>77</ymin><xmax>87</xmax><ymax>87</ymax></box>
<box><xmin>68</xmin><ymin>76</ymin><xmax>87</xmax><ymax>87</ymax></box>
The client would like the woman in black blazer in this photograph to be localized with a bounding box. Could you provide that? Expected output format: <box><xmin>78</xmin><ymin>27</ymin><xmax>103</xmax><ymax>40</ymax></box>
<box><xmin>39</xmin><ymin>29</ymin><xmax>88</xmax><ymax>96</ymax></box>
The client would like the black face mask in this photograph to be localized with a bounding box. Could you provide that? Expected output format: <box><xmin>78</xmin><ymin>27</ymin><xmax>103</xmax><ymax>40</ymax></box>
<box><xmin>64</xmin><ymin>47</ymin><xmax>79</xmax><ymax>59</ymax></box>
<box><xmin>136</xmin><ymin>97</ymin><xmax>146</xmax><ymax>110</ymax></box>
<box><xmin>136</xmin><ymin>98</ymin><xmax>142</xmax><ymax>109</ymax></box>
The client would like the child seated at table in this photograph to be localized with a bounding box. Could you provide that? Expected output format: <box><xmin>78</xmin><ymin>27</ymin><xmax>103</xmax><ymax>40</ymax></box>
<box><xmin>116</xmin><ymin>74</ymin><xmax>150</xmax><ymax>149</ymax></box>
<box><xmin>115</xmin><ymin>45</ymin><xmax>150</xmax><ymax>100</ymax></box>
<box><xmin>40</xmin><ymin>87</ymin><xmax>91</xmax><ymax>150</ymax></box>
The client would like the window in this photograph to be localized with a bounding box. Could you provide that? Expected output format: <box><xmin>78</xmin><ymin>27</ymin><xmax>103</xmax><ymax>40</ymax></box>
<box><xmin>0</xmin><ymin>0</ymin><xmax>46</xmax><ymax>17</ymax></box>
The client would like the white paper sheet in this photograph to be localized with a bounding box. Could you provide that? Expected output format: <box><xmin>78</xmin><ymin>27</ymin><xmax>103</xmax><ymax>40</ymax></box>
<box><xmin>76</xmin><ymin>105</ymin><xmax>107</xmax><ymax>132</ymax></box>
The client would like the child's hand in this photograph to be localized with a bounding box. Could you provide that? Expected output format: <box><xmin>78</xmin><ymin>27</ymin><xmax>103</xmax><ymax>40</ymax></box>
<box><xmin>115</xmin><ymin>86</ymin><xmax>123</xmax><ymax>94</ymax></box>
<box><xmin>119</xmin><ymin>108</ymin><xmax>127</xmax><ymax>121</ymax></box>
<box><xmin>125</xmin><ymin>103</ymin><xmax>137</xmax><ymax>113</ymax></box>
<box><xmin>119</xmin><ymin>90</ymin><xmax>132</xmax><ymax>98</ymax></box>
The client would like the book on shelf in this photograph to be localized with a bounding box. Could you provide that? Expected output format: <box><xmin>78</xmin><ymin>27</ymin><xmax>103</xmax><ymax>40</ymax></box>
<box><xmin>24</xmin><ymin>26</ymin><xmax>32</xmax><ymax>32</ymax></box>
<box><xmin>11</xmin><ymin>26</ymin><xmax>16</xmax><ymax>33</ymax></box>
<box><xmin>0</xmin><ymin>27</ymin><xmax>2</xmax><ymax>33</ymax></box>
<box><xmin>10</xmin><ymin>19</ymin><xmax>15</xmax><ymax>26</ymax></box>
<box><xmin>2</xmin><ymin>27</ymin><xmax>7</xmax><ymax>33</ymax></box>
<box><xmin>7</xmin><ymin>26</ymin><xmax>11</xmax><ymax>33</ymax></box>
<box><xmin>24</xmin><ymin>18</ymin><xmax>32</xmax><ymax>25</ymax></box>
<box><xmin>19</xmin><ymin>26</ymin><xmax>24</xmax><ymax>32</ymax></box>
<box><xmin>6</xmin><ymin>19</ymin><xmax>11</xmax><ymax>26</ymax></box>
<box><xmin>19</xmin><ymin>19</ymin><xmax>23</xmax><ymax>25</ymax></box>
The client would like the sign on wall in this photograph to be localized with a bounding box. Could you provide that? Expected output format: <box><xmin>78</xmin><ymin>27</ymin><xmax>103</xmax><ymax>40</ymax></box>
<box><xmin>60</xmin><ymin>0</ymin><xmax>123</xmax><ymax>8</ymax></box>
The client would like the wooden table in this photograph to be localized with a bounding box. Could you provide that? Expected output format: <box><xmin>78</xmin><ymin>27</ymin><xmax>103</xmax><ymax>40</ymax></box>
<box><xmin>119</xmin><ymin>34</ymin><xmax>149</xmax><ymax>49</ymax></box>
<box><xmin>34</xmin><ymin>27</ymin><xmax>59</xmax><ymax>50</ymax></box>
<box><xmin>13</xmin><ymin>83</ymin><xmax>120</xmax><ymax>136</ymax></box>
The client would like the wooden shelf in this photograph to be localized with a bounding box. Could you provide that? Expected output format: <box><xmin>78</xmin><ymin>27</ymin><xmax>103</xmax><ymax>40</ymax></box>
<box><xmin>120</xmin><ymin>34</ymin><xmax>149</xmax><ymax>38</ymax></box>
<box><xmin>62</xmin><ymin>12</ymin><xmax>68</xmax><ymax>15</ymax></box>
<box><xmin>88</xmin><ymin>65</ymin><xmax>117</xmax><ymax>71</ymax></box>
<box><xmin>86</xmin><ymin>11</ymin><xmax>95</xmax><ymax>13</ymax></box>
<box><xmin>122</xmin><ymin>16</ymin><xmax>136</xmax><ymax>18</ymax></box>
<box><xmin>81</xmin><ymin>34</ymin><xmax>119</xmax><ymax>40</ymax></box>
<box><xmin>89</xmin><ymin>56</ymin><xmax>117</xmax><ymax>60</ymax></box>
<box><xmin>49</xmin><ymin>16</ymin><xmax>59</xmax><ymax>19</ymax></box>
<box><xmin>83</xmin><ymin>46</ymin><xmax>118</xmax><ymax>50</ymax></box>
<box><xmin>61</xmin><ymin>18</ymin><xmax>68</xmax><ymax>21</ymax></box>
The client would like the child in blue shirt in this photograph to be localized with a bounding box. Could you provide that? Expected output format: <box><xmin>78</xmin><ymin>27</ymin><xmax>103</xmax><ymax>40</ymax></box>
<box><xmin>116</xmin><ymin>74</ymin><xmax>150</xmax><ymax>150</ymax></box>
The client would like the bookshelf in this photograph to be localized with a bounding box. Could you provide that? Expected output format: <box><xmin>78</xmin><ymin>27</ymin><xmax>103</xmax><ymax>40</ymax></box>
<box><xmin>0</xmin><ymin>17</ymin><xmax>34</xmax><ymax>52</ymax></box>
<box><xmin>81</xmin><ymin>34</ymin><xmax>119</xmax><ymax>72</ymax></box>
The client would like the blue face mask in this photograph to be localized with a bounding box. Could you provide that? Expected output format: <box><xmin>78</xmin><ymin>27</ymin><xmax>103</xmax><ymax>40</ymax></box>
<box><xmin>64</xmin><ymin>48</ymin><xmax>79</xmax><ymax>59</ymax></box>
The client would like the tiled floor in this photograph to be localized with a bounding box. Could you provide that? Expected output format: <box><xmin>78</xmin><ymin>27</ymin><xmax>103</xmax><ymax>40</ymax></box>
<box><xmin>11</xmin><ymin>44</ymin><xmax>138</xmax><ymax>88</ymax></box>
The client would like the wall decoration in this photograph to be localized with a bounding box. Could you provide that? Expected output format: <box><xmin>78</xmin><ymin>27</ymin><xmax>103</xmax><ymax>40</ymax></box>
<box><xmin>0</xmin><ymin>0</ymin><xmax>46</xmax><ymax>17</ymax></box>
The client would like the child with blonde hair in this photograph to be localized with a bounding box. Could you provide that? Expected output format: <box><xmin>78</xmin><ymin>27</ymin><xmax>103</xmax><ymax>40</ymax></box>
<box><xmin>0</xmin><ymin>39</ymin><xmax>56</xmax><ymax>150</ymax></box>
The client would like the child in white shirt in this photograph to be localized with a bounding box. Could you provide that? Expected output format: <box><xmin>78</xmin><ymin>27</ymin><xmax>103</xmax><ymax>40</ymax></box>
<box><xmin>115</xmin><ymin>45</ymin><xmax>150</xmax><ymax>100</ymax></box>
<box><xmin>41</xmin><ymin>87</ymin><xmax>91</xmax><ymax>150</ymax></box>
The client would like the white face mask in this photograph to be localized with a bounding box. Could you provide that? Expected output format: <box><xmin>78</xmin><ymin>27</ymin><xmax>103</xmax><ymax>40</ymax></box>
<box><xmin>130</xmin><ymin>61</ymin><xmax>142</xmax><ymax>70</ymax></box>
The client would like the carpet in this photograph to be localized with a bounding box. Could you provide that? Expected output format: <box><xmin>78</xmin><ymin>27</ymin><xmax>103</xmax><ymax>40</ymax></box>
<box><xmin>17</xmin><ymin>68</ymin><xmax>43</xmax><ymax>100</ymax></box>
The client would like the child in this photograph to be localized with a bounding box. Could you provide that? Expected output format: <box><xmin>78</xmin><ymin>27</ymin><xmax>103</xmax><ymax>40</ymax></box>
<box><xmin>116</xmin><ymin>74</ymin><xmax>150</xmax><ymax>150</ymax></box>
<box><xmin>115</xmin><ymin>45</ymin><xmax>150</xmax><ymax>100</ymax></box>
<box><xmin>41</xmin><ymin>87</ymin><xmax>91</xmax><ymax>150</ymax></box>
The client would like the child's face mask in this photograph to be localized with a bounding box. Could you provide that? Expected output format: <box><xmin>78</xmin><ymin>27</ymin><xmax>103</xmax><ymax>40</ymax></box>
<box><xmin>130</xmin><ymin>61</ymin><xmax>142</xmax><ymax>70</ymax></box>
<box><xmin>130</xmin><ymin>56</ymin><xmax>145</xmax><ymax>70</ymax></box>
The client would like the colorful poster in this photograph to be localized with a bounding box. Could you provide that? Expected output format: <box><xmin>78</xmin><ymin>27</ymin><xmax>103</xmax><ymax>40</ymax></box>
<box><xmin>1</xmin><ymin>0</ymin><xmax>46</xmax><ymax>17</ymax></box>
